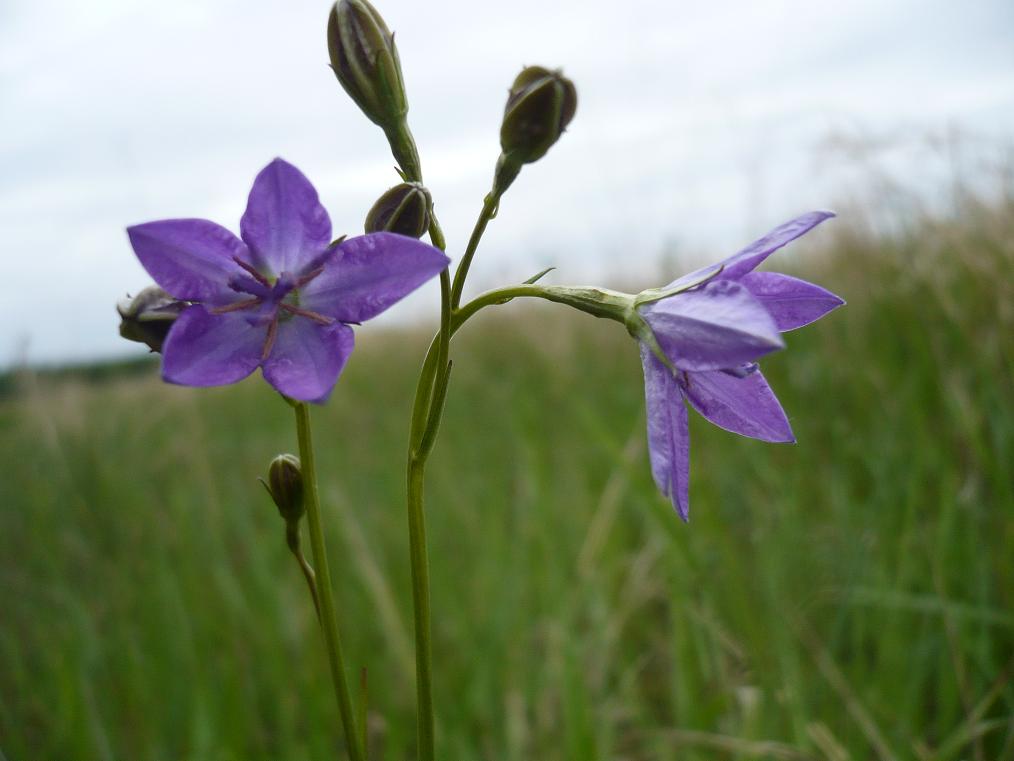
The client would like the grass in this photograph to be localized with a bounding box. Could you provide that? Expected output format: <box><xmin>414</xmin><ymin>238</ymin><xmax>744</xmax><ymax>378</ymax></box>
<box><xmin>1</xmin><ymin>198</ymin><xmax>1012</xmax><ymax>760</ymax></box>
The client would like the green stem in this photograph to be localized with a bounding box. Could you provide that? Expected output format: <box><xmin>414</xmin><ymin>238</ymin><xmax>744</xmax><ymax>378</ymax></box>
<box><xmin>405</xmin><ymin>455</ymin><xmax>434</xmax><ymax>761</ymax></box>
<box><xmin>294</xmin><ymin>402</ymin><xmax>365</xmax><ymax>761</ymax></box>
<box><xmin>450</xmin><ymin>193</ymin><xmax>500</xmax><ymax>309</ymax></box>
<box><xmin>386</xmin><ymin>127</ymin><xmax>450</xmax><ymax>761</ymax></box>
<box><xmin>453</xmin><ymin>283</ymin><xmax>632</xmax><ymax>328</ymax></box>
<box><xmin>403</xmin><ymin>275</ymin><xmax>447</xmax><ymax>761</ymax></box>
<box><xmin>384</xmin><ymin>120</ymin><xmax>423</xmax><ymax>187</ymax></box>
<box><xmin>285</xmin><ymin>523</ymin><xmax>321</xmax><ymax>622</ymax></box>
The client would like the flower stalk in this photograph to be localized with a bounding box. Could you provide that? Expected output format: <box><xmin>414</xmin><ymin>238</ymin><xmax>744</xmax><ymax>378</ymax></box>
<box><xmin>388</xmin><ymin>61</ymin><xmax>577</xmax><ymax>761</ymax></box>
<box><xmin>380</xmin><ymin>113</ymin><xmax>448</xmax><ymax>761</ymax></box>
<box><xmin>293</xmin><ymin>402</ymin><xmax>365</xmax><ymax>761</ymax></box>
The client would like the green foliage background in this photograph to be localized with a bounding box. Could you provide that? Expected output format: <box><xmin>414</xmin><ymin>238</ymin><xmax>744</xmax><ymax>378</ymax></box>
<box><xmin>1</xmin><ymin>200</ymin><xmax>1012</xmax><ymax>760</ymax></box>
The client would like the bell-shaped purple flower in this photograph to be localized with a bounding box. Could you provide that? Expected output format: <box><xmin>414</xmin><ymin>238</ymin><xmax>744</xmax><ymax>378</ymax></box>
<box><xmin>127</xmin><ymin>158</ymin><xmax>449</xmax><ymax>403</ymax></box>
<box><xmin>638</xmin><ymin>211</ymin><xmax>844</xmax><ymax>520</ymax></box>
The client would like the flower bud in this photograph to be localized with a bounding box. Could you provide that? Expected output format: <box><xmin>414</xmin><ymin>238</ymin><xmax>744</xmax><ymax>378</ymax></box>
<box><xmin>500</xmin><ymin>66</ymin><xmax>577</xmax><ymax>166</ymax></box>
<box><xmin>116</xmin><ymin>285</ymin><xmax>186</xmax><ymax>353</ymax></box>
<box><xmin>364</xmin><ymin>182</ymin><xmax>432</xmax><ymax>238</ymax></box>
<box><xmin>262</xmin><ymin>454</ymin><xmax>305</xmax><ymax>524</ymax></box>
<box><xmin>327</xmin><ymin>0</ymin><xmax>408</xmax><ymax>130</ymax></box>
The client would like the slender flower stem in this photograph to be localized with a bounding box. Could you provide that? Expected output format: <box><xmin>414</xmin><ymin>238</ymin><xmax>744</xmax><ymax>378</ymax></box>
<box><xmin>450</xmin><ymin>193</ymin><xmax>500</xmax><ymax>309</ymax></box>
<box><xmin>405</xmin><ymin>455</ymin><xmax>434</xmax><ymax>760</ymax></box>
<box><xmin>293</xmin><ymin>402</ymin><xmax>365</xmax><ymax>761</ymax></box>
<box><xmin>402</xmin><ymin>273</ymin><xmax>448</xmax><ymax>761</ymax></box>
<box><xmin>387</xmin><ymin>128</ymin><xmax>451</xmax><ymax>761</ymax></box>
<box><xmin>453</xmin><ymin>283</ymin><xmax>632</xmax><ymax>328</ymax></box>
<box><xmin>285</xmin><ymin>523</ymin><xmax>321</xmax><ymax>621</ymax></box>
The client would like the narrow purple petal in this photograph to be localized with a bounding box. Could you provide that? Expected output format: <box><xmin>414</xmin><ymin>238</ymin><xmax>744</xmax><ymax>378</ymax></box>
<box><xmin>161</xmin><ymin>305</ymin><xmax>264</xmax><ymax>387</ymax></box>
<box><xmin>640</xmin><ymin>279</ymin><xmax>784</xmax><ymax>372</ymax></box>
<box><xmin>300</xmin><ymin>233</ymin><xmax>450</xmax><ymax>324</ymax></box>
<box><xmin>127</xmin><ymin>219</ymin><xmax>251</xmax><ymax>304</ymax></box>
<box><xmin>660</xmin><ymin>212</ymin><xmax>834</xmax><ymax>291</ymax></box>
<box><xmin>683</xmin><ymin>368</ymin><xmax>794</xmax><ymax>443</ymax></box>
<box><xmin>240</xmin><ymin>158</ymin><xmax>332</xmax><ymax>276</ymax></box>
<box><xmin>640</xmin><ymin>344</ymin><xmax>691</xmax><ymax>521</ymax></box>
<box><xmin>740</xmin><ymin>271</ymin><xmax>845</xmax><ymax>331</ymax></box>
<box><xmin>718</xmin><ymin>211</ymin><xmax>835</xmax><ymax>280</ymax></box>
<box><xmin>261</xmin><ymin>320</ymin><xmax>354</xmax><ymax>403</ymax></box>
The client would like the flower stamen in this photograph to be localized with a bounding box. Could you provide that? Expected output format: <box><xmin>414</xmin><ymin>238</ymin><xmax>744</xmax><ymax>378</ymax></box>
<box><xmin>294</xmin><ymin>266</ymin><xmax>326</xmax><ymax>289</ymax></box>
<box><xmin>232</xmin><ymin>256</ymin><xmax>272</xmax><ymax>287</ymax></box>
<box><xmin>279</xmin><ymin>303</ymin><xmax>335</xmax><ymax>325</ymax></box>
<box><xmin>211</xmin><ymin>297</ymin><xmax>262</xmax><ymax>314</ymax></box>
<box><xmin>262</xmin><ymin>316</ymin><xmax>279</xmax><ymax>360</ymax></box>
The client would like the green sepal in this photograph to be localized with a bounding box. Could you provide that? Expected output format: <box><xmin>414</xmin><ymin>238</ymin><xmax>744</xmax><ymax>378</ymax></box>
<box><xmin>623</xmin><ymin>309</ymin><xmax>676</xmax><ymax>373</ymax></box>
<box><xmin>633</xmin><ymin>263</ymin><xmax>724</xmax><ymax>310</ymax></box>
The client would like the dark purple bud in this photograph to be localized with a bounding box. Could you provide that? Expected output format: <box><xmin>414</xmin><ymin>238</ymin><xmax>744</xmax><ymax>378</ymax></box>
<box><xmin>500</xmin><ymin>66</ymin><xmax>577</xmax><ymax>166</ymax></box>
<box><xmin>116</xmin><ymin>285</ymin><xmax>186</xmax><ymax>353</ymax></box>
<box><xmin>262</xmin><ymin>454</ymin><xmax>305</xmax><ymax>524</ymax></box>
<box><xmin>364</xmin><ymin>182</ymin><xmax>432</xmax><ymax>239</ymax></box>
<box><xmin>327</xmin><ymin>0</ymin><xmax>408</xmax><ymax>130</ymax></box>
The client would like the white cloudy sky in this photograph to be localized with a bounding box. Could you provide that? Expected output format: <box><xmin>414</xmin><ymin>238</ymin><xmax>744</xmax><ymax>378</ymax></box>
<box><xmin>2</xmin><ymin>0</ymin><xmax>1012</xmax><ymax>367</ymax></box>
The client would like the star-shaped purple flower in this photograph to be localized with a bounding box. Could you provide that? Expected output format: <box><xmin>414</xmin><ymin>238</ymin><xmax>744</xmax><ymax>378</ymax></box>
<box><xmin>637</xmin><ymin>211</ymin><xmax>844</xmax><ymax>520</ymax></box>
<box><xmin>127</xmin><ymin>158</ymin><xmax>449</xmax><ymax>403</ymax></box>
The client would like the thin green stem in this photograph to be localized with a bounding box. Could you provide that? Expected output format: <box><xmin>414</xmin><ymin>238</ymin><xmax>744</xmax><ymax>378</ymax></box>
<box><xmin>405</xmin><ymin>456</ymin><xmax>434</xmax><ymax>761</ymax></box>
<box><xmin>385</xmin><ymin>125</ymin><xmax>451</xmax><ymax>761</ymax></box>
<box><xmin>450</xmin><ymin>194</ymin><xmax>499</xmax><ymax>309</ymax></box>
<box><xmin>285</xmin><ymin>524</ymin><xmax>321</xmax><ymax>622</ymax></box>
<box><xmin>453</xmin><ymin>283</ymin><xmax>632</xmax><ymax>328</ymax></box>
<box><xmin>294</xmin><ymin>402</ymin><xmax>365</xmax><ymax>761</ymax></box>
<box><xmin>384</xmin><ymin>120</ymin><xmax>423</xmax><ymax>188</ymax></box>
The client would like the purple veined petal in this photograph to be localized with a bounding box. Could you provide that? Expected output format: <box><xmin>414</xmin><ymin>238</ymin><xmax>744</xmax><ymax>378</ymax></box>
<box><xmin>718</xmin><ymin>211</ymin><xmax>835</xmax><ymax>280</ymax></box>
<box><xmin>683</xmin><ymin>368</ymin><xmax>795</xmax><ymax>443</ymax></box>
<box><xmin>240</xmin><ymin>158</ymin><xmax>333</xmax><ymax>276</ymax></box>
<box><xmin>740</xmin><ymin>271</ymin><xmax>845</xmax><ymax>331</ymax></box>
<box><xmin>640</xmin><ymin>344</ymin><xmax>691</xmax><ymax>521</ymax></box>
<box><xmin>300</xmin><ymin>233</ymin><xmax>450</xmax><ymax>324</ymax></box>
<box><xmin>639</xmin><ymin>279</ymin><xmax>784</xmax><ymax>372</ymax></box>
<box><xmin>127</xmin><ymin>219</ymin><xmax>251</xmax><ymax>304</ymax></box>
<box><xmin>261</xmin><ymin>319</ymin><xmax>355</xmax><ymax>404</ymax></box>
<box><xmin>161</xmin><ymin>305</ymin><xmax>265</xmax><ymax>387</ymax></box>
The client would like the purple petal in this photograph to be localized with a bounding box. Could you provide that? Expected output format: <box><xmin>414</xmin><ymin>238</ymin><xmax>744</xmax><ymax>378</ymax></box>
<box><xmin>262</xmin><ymin>320</ymin><xmax>354</xmax><ymax>403</ymax></box>
<box><xmin>740</xmin><ymin>272</ymin><xmax>845</xmax><ymax>331</ymax></box>
<box><xmin>640</xmin><ymin>279</ymin><xmax>784</xmax><ymax>372</ymax></box>
<box><xmin>240</xmin><ymin>158</ymin><xmax>332</xmax><ymax>276</ymax></box>
<box><xmin>683</xmin><ymin>368</ymin><xmax>794</xmax><ymax>443</ymax></box>
<box><xmin>300</xmin><ymin>233</ymin><xmax>450</xmax><ymax>324</ymax></box>
<box><xmin>640</xmin><ymin>344</ymin><xmax>691</xmax><ymax>521</ymax></box>
<box><xmin>127</xmin><ymin>219</ymin><xmax>251</xmax><ymax>304</ymax></box>
<box><xmin>161</xmin><ymin>305</ymin><xmax>264</xmax><ymax>387</ymax></box>
<box><xmin>660</xmin><ymin>212</ymin><xmax>834</xmax><ymax>291</ymax></box>
<box><xmin>718</xmin><ymin>211</ymin><xmax>835</xmax><ymax>280</ymax></box>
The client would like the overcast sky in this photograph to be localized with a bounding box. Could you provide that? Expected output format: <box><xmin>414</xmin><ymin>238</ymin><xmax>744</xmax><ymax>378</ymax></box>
<box><xmin>2</xmin><ymin>0</ymin><xmax>1013</xmax><ymax>367</ymax></box>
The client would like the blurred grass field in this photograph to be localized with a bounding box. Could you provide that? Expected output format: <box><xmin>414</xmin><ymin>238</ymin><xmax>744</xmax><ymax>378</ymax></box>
<box><xmin>1</xmin><ymin>197</ymin><xmax>1012</xmax><ymax>761</ymax></box>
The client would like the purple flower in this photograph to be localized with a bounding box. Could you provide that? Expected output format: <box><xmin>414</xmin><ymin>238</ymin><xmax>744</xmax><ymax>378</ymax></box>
<box><xmin>637</xmin><ymin>211</ymin><xmax>844</xmax><ymax>520</ymax></box>
<box><xmin>127</xmin><ymin>158</ymin><xmax>449</xmax><ymax>403</ymax></box>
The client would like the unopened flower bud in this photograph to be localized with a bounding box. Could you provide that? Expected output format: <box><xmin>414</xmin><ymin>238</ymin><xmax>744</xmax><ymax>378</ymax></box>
<box><xmin>365</xmin><ymin>182</ymin><xmax>431</xmax><ymax>238</ymax></box>
<box><xmin>327</xmin><ymin>0</ymin><xmax>408</xmax><ymax>130</ymax></box>
<box><xmin>500</xmin><ymin>66</ymin><xmax>577</xmax><ymax>166</ymax></box>
<box><xmin>263</xmin><ymin>454</ymin><xmax>305</xmax><ymax>524</ymax></box>
<box><xmin>116</xmin><ymin>285</ymin><xmax>186</xmax><ymax>353</ymax></box>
